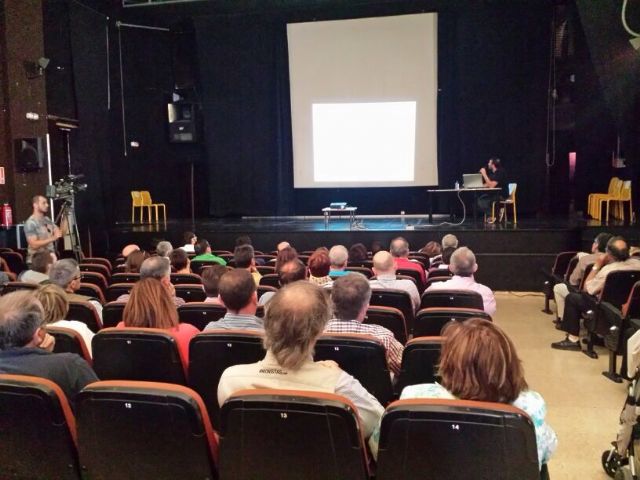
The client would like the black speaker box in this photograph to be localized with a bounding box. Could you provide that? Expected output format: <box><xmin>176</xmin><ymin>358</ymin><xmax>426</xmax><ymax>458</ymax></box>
<box><xmin>15</xmin><ymin>137</ymin><xmax>45</xmax><ymax>172</ymax></box>
<box><xmin>167</xmin><ymin>103</ymin><xmax>198</xmax><ymax>143</ymax></box>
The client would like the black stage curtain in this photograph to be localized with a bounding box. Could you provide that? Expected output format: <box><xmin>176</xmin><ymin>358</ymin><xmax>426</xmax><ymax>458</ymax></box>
<box><xmin>195</xmin><ymin>2</ymin><xmax>552</xmax><ymax>216</ymax></box>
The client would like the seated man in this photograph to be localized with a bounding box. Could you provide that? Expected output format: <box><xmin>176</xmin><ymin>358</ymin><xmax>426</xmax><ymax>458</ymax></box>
<box><xmin>553</xmin><ymin>232</ymin><xmax>612</xmax><ymax>322</ymax></box>
<box><xmin>169</xmin><ymin>248</ymin><xmax>191</xmax><ymax>274</ymax></box>
<box><xmin>328</xmin><ymin>245</ymin><xmax>350</xmax><ymax>278</ymax></box>
<box><xmin>155</xmin><ymin>240</ymin><xmax>173</xmax><ymax>258</ymax></box>
<box><xmin>19</xmin><ymin>250</ymin><xmax>55</xmax><ymax>284</ymax></box>
<box><xmin>218</xmin><ymin>281</ymin><xmax>383</xmax><ymax>444</ymax></box>
<box><xmin>192</xmin><ymin>239</ymin><xmax>227</xmax><ymax>265</ymax></box>
<box><xmin>477</xmin><ymin>157</ymin><xmax>508</xmax><ymax>222</ymax></box>
<box><xmin>325</xmin><ymin>273</ymin><xmax>404</xmax><ymax>376</ymax></box>
<box><xmin>204</xmin><ymin>269</ymin><xmax>263</xmax><ymax>330</ymax></box>
<box><xmin>552</xmin><ymin>236</ymin><xmax>640</xmax><ymax>351</ymax></box>
<box><xmin>258</xmin><ymin>259</ymin><xmax>307</xmax><ymax>306</ymax></box>
<box><xmin>369</xmin><ymin>251</ymin><xmax>420</xmax><ymax>312</ymax></box>
<box><xmin>0</xmin><ymin>291</ymin><xmax>98</xmax><ymax>404</ymax></box>
<box><xmin>202</xmin><ymin>265</ymin><xmax>228</xmax><ymax>304</ymax></box>
<box><xmin>121</xmin><ymin>244</ymin><xmax>140</xmax><ymax>259</ymax></box>
<box><xmin>234</xmin><ymin>244</ymin><xmax>261</xmax><ymax>285</ymax></box>
<box><xmin>49</xmin><ymin>259</ymin><xmax>103</xmax><ymax>319</ymax></box>
<box><xmin>425</xmin><ymin>247</ymin><xmax>496</xmax><ymax>316</ymax></box>
<box><xmin>117</xmin><ymin>256</ymin><xmax>185</xmax><ymax>307</ymax></box>
<box><xmin>390</xmin><ymin>237</ymin><xmax>426</xmax><ymax>284</ymax></box>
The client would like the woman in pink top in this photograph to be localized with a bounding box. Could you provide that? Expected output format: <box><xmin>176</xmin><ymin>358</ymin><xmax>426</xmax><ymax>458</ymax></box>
<box><xmin>116</xmin><ymin>277</ymin><xmax>198</xmax><ymax>364</ymax></box>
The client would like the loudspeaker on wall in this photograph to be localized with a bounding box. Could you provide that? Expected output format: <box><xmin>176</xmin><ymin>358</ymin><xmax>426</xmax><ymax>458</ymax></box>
<box><xmin>14</xmin><ymin>137</ymin><xmax>45</xmax><ymax>172</ymax></box>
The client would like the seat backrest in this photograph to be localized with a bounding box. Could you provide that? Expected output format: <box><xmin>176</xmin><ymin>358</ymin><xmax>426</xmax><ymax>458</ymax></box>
<box><xmin>624</xmin><ymin>281</ymin><xmax>640</xmax><ymax>318</ymax></box>
<box><xmin>139</xmin><ymin>190</ymin><xmax>153</xmax><ymax>205</ymax></box>
<box><xmin>364</xmin><ymin>305</ymin><xmax>407</xmax><ymax>344</ymax></box>
<box><xmin>577</xmin><ymin>262</ymin><xmax>595</xmax><ymax>291</ymax></box>
<box><xmin>551</xmin><ymin>251</ymin><xmax>578</xmax><ymax>277</ymax></box>
<box><xmin>563</xmin><ymin>256</ymin><xmax>579</xmax><ymax>282</ymax></box>
<box><xmin>188</xmin><ymin>330</ymin><xmax>265</xmax><ymax>425</ymax></box>
<box><xmin>81</xmin><ymin>257</ymin><xmax>112</xmax><ymax>271</ymax></box>
<box><xmin>396</xmin><ymin>268</ymin><xmax>425</xmax><ymax>292</ymax></box>
<box><xmin>190</xmin><ymin>260</ymin><xmax>220</xmax><ymax>275</ymax></box>
<box><xmin>2</xmin><ymin>281</ymin><xmax>38</xmax><ymax>294</ymax></box>
<box><xmin>80</xmin><ymin>271</ymin><xmax>108</xmax><ymax>294</ymax></box>
<box><xmin>105</xmin><ymin>283</ymin><xmax>133</xmax><ymax>302</ymax></box>
<box><xmin>130</xmin><ymin>190</ymin><xmax>142</xmax><ymax>206</ymax></box>
<box><xmin>414</xmin><ymin>307</ymin><xmax>492</xmax><ymax>337</ymax></box>
<box><xmin>257</xmin><ymin>285</ymin><xmax>277</xmax><ymax>300</ymax></box>
<box><xmin>77</xmin><ymin>283</ymin><xmax>106</xmax><ymax>304</ymax></box>
<box><xmin>0</xmin><ymin>374</ymin><xmax>80</xmax><ymax>480</ymax></box>
<box><xmin>178</xmin><ymin>302</ymin><xmax>227</xmax><ymax>330</ymax></box>
<box><xmin>423</xmin><ymin>277</ymin><xmax>449</xmax><ymax>290</ymax></box>
<box><xmin>110</xmin><ymin>272</ymin><xmax>140</xmax><ymax>284</ymax></box>
<box><xmin>345</xmin><ymin>266</ymin><xmax>374</xmax><ymax>278</ymax></box>
<box><xmin>256</xmin><ymin>265</ymin><xmax>276</xmax><ymax>275</ymax></box>
<box><xmin>174</xmin><ymin>284</ymin><xmax>206</xmax><ymax>302</ymax></box>
<box><xmin>376</xmin><ymin>398</ymin><xmax>540</xmax><ymax>480</ymax></box>
<box><xmin>92</xmin><ymin>328</ymin><xmax>187</xmax><ymax>384</ymax></box>
<box><xmin>369</xmin><ymin>288</ymin><xmax>415</xmax><ymax>334</ymax></box>
<box><xmin>426</xmin><ymin>268</ymin><xmax>452</xmax><ymax>279</ymax></box>
<box><xmin>259</xmin><ymin>273</ymin><xmax>281</xmax><ymax>288</ymax></box>
<box><xmin>68</xmin><ymin>301</ymin><xmax>103</xmax><ymax>333</ymax></box>
<box><xmin>170</xmin><ymin>273</ymin><xmax>202</xmax><ymax>285</ymax></box>
<box><xmin>314</xmin><ymin>333</ymin><xmax>394</xmax><ymax>405</ymax></box>
<box><xmin>420</xmin><ymin>289</ymin><xmax>484</xmax><ymax>311</ymax></box>
<box><xmin>0</xmin><ymin>251</ymin><xmax>26</xmax><ymax>275</ymax></box>
<box><xmin>348</xmin><ymin>259</ymin><xmax>374</xmax><ymax>269</ymax></box>
<box><xmin>219</xmin><ymin>389</ymin><xmax>370</xmax><ymax>480</ymax></box>
<box><xmin>600</xmin><ymin>270</ymin><xmax>640</xmax><ymax>308</ymax></box>
<box><xmin>76</xmin><ymin>380</ymin><xmax>218</xmax><ymax>480</ymax></box>
<box><xmin>79</xmin><ymin>263</ymin><xmax>111</xmax><ymax>281</ymax></box>
<box><xmin>396</xmin><ymin>337</ymin><xmax>443</xmax><ymax>391</ymax></box>
<box><xmin>101</xmin><ymin>301</ymin><xmax>126</xmax><ymax>328</ymax></box>
<box><xmin>507</xmin><ymin>182</ymin><xmax>517</xmax><ymax>199</ymax></box>
<box><xmin>48</xmin><ymin>326</ymin><xmax>92</xmax><ymax>364</ymax></box>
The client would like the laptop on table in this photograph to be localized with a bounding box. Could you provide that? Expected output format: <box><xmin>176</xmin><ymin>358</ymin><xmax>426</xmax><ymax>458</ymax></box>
<box><xmin>462</xmin><ymin>173</ymin><xmax>484</xmax><ymax>188</ymax></box>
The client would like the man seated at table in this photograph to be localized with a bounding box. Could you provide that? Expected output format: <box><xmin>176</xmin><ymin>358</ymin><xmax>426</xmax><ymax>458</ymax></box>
<box><xmin>478</xmin><ymin>157</ymin><xmax>507</xmax><ymax>223</ymax></box>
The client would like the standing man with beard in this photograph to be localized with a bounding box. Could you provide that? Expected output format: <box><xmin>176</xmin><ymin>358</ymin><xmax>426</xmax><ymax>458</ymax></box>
<box><xmin>24</xmin><ymin>195</ymin><xmax>62</xmax><ymax>265</ymax></box>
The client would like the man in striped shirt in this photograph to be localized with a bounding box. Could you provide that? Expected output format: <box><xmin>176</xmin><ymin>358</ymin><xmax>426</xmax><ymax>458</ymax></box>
<box><xmin>204</xmin><ymin>269</ymin><xmax>263</xmax><ymax>331</ymax></box>
<box><xmin>325</xmin><ymin>273</ymin><xmax>404</xmax><ymax>376</ymax></box>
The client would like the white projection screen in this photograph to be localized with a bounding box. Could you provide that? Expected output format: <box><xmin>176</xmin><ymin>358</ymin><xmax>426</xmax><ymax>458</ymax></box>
<box><xmin>287</xmin><ymin>13</ymin><xmax>438</xmax><ymax>188</ymax></box>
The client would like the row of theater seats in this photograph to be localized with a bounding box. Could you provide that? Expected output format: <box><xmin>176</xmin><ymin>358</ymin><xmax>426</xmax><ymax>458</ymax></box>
<box><xmin>542</xmin><ymin>251</ymin><xmax>640</xmax><ymax>382</ymax></box>
<box><xmin>0</xmin><ymin>375</ymin><xmax>544</xmax><ymax>480</ymax></box>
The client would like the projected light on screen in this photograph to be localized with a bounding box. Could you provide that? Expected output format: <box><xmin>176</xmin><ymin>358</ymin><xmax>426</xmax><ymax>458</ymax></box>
<box><xmin>312</xmin><ymin>101</ymin><xmax>416</xmax><ymax>183</ymax></box>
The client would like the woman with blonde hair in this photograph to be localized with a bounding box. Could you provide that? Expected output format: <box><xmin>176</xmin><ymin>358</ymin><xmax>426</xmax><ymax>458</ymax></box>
<box><xmin>396</xmin><ymin>318</ymin><xmax>557</xmax><ymax>468</ymax></box>
<box><xmin>33</xmin><ymin>283</ymin><xmax>95</xmax><ymax>357</ymax></box>
<box><xmin>117</xmin><ymin>277</ymin><xmax>198</xmax><ymax>363</ymax></box>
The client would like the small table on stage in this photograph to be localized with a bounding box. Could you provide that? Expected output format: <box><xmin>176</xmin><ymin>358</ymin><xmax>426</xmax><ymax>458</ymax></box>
<box><xmin>427</xmin><ymin>187</ymin><xmax>501</xmax><ymax>223</ymax></box>
<box><xmin>322</xmin><ymin>206</ymin><xmax>357</xmax><ymax>229</ymax></box>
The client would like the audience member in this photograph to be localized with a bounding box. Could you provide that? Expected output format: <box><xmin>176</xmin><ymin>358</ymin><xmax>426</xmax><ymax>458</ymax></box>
<box><xmin>328</xmin><ymin>245</ymin><xmax>349</xmax><ymax>277</ymax></box>
<box><xmin>204</xmin><ymin>269</ymin><xmax>262</xmax><ymax>330</ymax></box>
<box><xmin>425</xmin><ymin>247</ymin><xmax>496</xmax><ymax>315</ymax></box>
<box><xmin>218</xmin><ymin>281</ymin><xmax>384</xmax><ymax>444</ymax></box>
<box><xmin>202</xmin><ymin>265</ymin><xmax>228</xmax><ymax>304</ymax></box>
<box><xmin>180</xmin><ymin>231</ymin><xmax>197</xmax><ymax>253</ymax></box>
<box><xmin>34</xmin><ymin>283</ymin><xmax>95</xmax><ymax>357</ymax></box>
<box><xmin>442</xmin><ymin>234</ymin><xmax>459</xmax><ymax>250</ymax></box>
<box><xmin>308</xmin><ymin>250</ymin><xmax>332</xmax><ymax>286</ymax></box>
<box><xmin>258</xmin><ymin>259</ymin><xmax>307</xmax><ymax>305</ymax></box>
<box><xmin>276</xmin><ymin>241</ymin><xmax>291</xmax><ymax>252</ymax></box>
<box><xmin>349</xmin><ymin>243</ymin><xmax>369</xmax><ymax>263</ymax></box>
<box><xmin>553</xmin><ymin>232</ymin><xmax>612</xmax><ymax>322</ymax></box>
<box><xmin>552</xmin><ymin>236</ymin><xmax>640</xmax><ymax>351</ymax></box>
<box><xmin>370</xmin><ymin>241</ymin><xmax>384</xmax><ymax>256</ymax></box>
<box><xmin>376</xmin><ymin>318</ymin><xmax>557</xmax><ymax>468</ymax></box>
<box><xmin>117</xmin><ymin>277</ymin><xmax>198</xmax><ymax>363</ymax></box>
<box><xmin>437</xmin><ymin>246</ymin><xmax>456</xmax><ymax>269</ymax></box>
<box><xmin>274</xmin><ymin>246</ymin><xmax>298</xmax><ymax>271</ymax></box>
<box><xmin>419</xmin><ymin>240</ymin><xmax>442</xmax><ymax>261</ymax></box>
<box><xmin>19</xmin><ymin>250</ymin><xmax>55</xmax><ymax>284</ymax></box>
<box><xmin>192</xmin><ymin>239</ymin><xmax>227</xmax><ymax>265</ymax></box>
<box><xmin>155</xmin><ymin>240</ymin><xmax>173</xmax><ymax>257</ymax></box>
<box><xmin>326</xmin><ymin>273</ymin><xmax>404</xmax><ymax>376</ymax></box>
<box><xmin>369</xmin><ymin>251</ymin><xmax>420</xmax><ymax>311</ymax></box>
<box><xmin>234</xmin><ymin>244</ymin><xmax>261</xmax><ymax>285</ymax></box>
<box><xmin>49</xmin><ymin>259</ymin><xmax>103</xmax><ymax>319</ymax></box>
<box><xmin>236</xmin><ymin>235</ymin><xmax>265</xmax><ymax>265</ymax></box>
<box><xmin>0</xmin><ymin>291</ymin><xmax>98</xmax><ymax>404</ymax></box>
<box><xmin>121</xmin><ymin>244</ymin><xmax>140</xmax><ymax>259</ymax></box>
<box><xmin>390</xmin><ymin>237</ymin><xmax>426</xmax><ymax>284</ymax></box>
<box><xmin>169</xmin><ymin>248</ymin><xmax>191</xmax><ymax>274</ymax></box>
<box><xmin>117</xmin><ymin>256</ymin><xmax>185</xmax><ymax>306</ymax></box>
<box><xmin>125</xmin><ymin>250</ymin><xmax>149</xmax><ymax>273</ymax></box>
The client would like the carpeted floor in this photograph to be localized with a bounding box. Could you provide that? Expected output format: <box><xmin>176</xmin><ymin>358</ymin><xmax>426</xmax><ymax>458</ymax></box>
<box><xmin>494</xmin><ymin>291</ymin><xmax>628</xmax><ymax>479</ymax></box>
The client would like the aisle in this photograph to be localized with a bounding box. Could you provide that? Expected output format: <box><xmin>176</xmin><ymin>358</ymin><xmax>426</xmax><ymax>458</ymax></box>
<box><xmin>494</xmin><ymin>292</ymin><xmax>627</xmax><ymax>479</ymax></box>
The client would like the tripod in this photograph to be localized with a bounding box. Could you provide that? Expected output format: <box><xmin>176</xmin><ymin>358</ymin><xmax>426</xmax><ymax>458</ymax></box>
<box><xmin>53</xmin><ymin>195</ymin><xmax>82</xmax><ymax>262</ymax></box>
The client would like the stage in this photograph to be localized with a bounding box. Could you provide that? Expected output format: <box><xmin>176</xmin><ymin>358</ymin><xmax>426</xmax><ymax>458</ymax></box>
<box><xmin>104</xmin><ymin>215</ymin><xmax>638</xmax><ymax>292</ymax></box>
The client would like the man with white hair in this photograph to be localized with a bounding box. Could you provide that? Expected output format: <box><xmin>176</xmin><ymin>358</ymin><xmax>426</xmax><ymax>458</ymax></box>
<box><xmin>49</xmin><ymin>259</ymin><xmax>103</xmax><ymax>319</ymax></box>
<box><xmin>155</xmin><ymin>240</ymin><xmax>173</xmax><ymax>258</ymax></box>
<box><xmin>116</xmin><ymin>256</ymin><xmax>185</xmax><ymax>306</ymax></box>
<box><xmin>369</xmin><ymin>251</ymin><xmax>420</xmax><ymax>311</ymax></box>
<box><xmin>425</xmin><ymin>246</ymin><xmax>496</xmax><ymax>316</ymax></box>
<box><xmin>328</xmin><ymin>245</ymin><xmax>350</xmax><ymax>278</ymax></box>
<box><xmin>389</xmin><ymin>237</ymin><xmax>426</xmax><ymax>284</ymax></box>
<box><xmin>441</xmin><ymin>234</ymin><xmax>459</xmax><ymax>250</ymax></box>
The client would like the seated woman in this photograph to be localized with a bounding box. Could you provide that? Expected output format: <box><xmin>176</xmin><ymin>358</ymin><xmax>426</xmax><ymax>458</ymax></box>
<box><xmin>389</xmin><ymin>318</ymin><xmax>557</xmax><ymax>468</ymax></box>
<box><xmin>34</xmin><ymin>283</ymin><xmax>95</xmax><ymax>357</ymax></box>
<box><xmin>117</xmin><ymin>277</ymin><xmax>198</xmax><ymax>364</ymax></box>
<box><xmin>307</xmin><ymin>249</ymin><xmax>332</xmax><ymax>286</ymax></box>
<box><xmin>218</xmin><ymin>281</ymin><xmax>384</xmax><ymax>444</ymax></box>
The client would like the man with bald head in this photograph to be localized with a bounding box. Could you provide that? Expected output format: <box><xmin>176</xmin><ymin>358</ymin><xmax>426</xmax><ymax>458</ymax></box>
<box><xmin>389</xmin><ymin>237</ymin><xmax>426</xmax><ymax>284</ymax></box>
<box><xmin>369</xmin><ymin>251</ymin><xmax>420</xmax><ymax>311</ymax></box>
<box><xmin>258</xmin><ymin>259</ymin><xmax>307</xmax><ymax>306</ymax></box>
<box><xmin>552</xmin><ymin>236</ymin><xmax>640</xmax><ymax>351</ymax></box>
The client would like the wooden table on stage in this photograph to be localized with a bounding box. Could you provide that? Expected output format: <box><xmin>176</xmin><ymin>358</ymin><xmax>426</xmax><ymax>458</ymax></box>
<box><xmin>427</xmin><ymin>187</ymin><xmax>501</xmax><ymax>223</ymax></box>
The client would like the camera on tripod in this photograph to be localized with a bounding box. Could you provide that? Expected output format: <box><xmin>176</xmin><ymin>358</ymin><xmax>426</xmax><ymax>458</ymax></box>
<box><xmin>46</xmin><ymin>174</ymin><xmax>87</xmax><ymax>199</ymax></box>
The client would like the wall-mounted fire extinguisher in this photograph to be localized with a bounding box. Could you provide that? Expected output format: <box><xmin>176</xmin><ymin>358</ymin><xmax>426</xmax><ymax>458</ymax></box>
<box><xmin>1</xmin><ymin>203</ymin><xmax>13</xmax><ymax>227</ymax></box>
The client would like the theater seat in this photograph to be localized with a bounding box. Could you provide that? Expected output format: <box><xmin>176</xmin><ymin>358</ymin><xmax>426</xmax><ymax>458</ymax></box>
<box><xmin>101</xmin><ymin>301</ymin><xmax>125</xmax><ymax>328</ymax></box>
<box><xmin>0</xmin><ymin>374</ymin><xmax>80</xmax><ymax>480</ymax></box>
<box><xmin>396</xmin><ymin>336</ymin><xmax>443</xmax><ymax>392</ymax></box>
<box><xmin>219</xmin><ymin>389</ymin><xmax>371</xmax><ymax>480</ymax></box>
<box><xmin>170</xmin><ymin>273</ymin><xmax>202</xmax><ymax>285</ymax></box>
<box><xmin>420</xmin><ymin>289</ymin><xmax>484</xmax><ymax>310</ymax></box>
<box><xmin>76</xmin><ymin>381</ymin><xmax>218</xmax><ymax>480</ymax></box>
<box><xmin>369</xmin><ymin>289</ymin><xmax>415</xmax><ymax>334</ymax></box>
<box><xmin>1</xmin><ymin>281</ymin><xmax>37</xmax><ymax>294</ymax></box>
<box><xmin>174</xmin><ymin>284</ymin><xmax>206</xmax><ymax>302</ymax></box>
<box><xmin>315</xmin><ymin>333</ymin><xmax>394</xmax><ymax>405</ymax></box>
<box><xmin>92</xmin><ymin>327</ymin><xmax>187</xmax><ymax>384</ymax></box>
<box><xmin>376</xmin><ymin>398</ymin><xmax>540</xmax><ymax>480</ymax></box>
<box><xmin>364</xmin><ymin>305</ymin><xmax>407</xmax><ymax>344</ymax></box>
<box><xmin>68</xmin><ymin>301</ymin><xmax>103</xmax><ymax>333</ymax></box>
<box><xmin>189</xmin><ymin>329</ymin><xmax>265</xmax><ymax>426</ymax></box>
<box><xmin>110</xmin><ymin>272</ymin><xmax>140</xmax><ymax>284</ymax></box>
<box><xmin>414</xmin><ymin>307</ymin><xmax>491</xmax><ymax>337</ymax></box>
<box><xmin>259</xmin><ymin>273</ymin><xmax>280</xmax><ymax>288</ymax></box>
<box><xmin>178</xmin><ymin>302</ymin><xmax>227</xmax><ymax>330</ymax></box>
<box><xmin>105</xmin><ymin>283</ymin><xmax>133</xmax><ymax>302</ymax></box>
<box><xmin>47</xmin><ymin>325</ymin><xmax>93</xmax><ymax>364</ymax></box>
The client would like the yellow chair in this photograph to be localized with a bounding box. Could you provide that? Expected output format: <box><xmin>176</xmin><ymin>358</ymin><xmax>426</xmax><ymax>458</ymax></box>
<box><xmin>593</xmin><ymin>178</ymin><xmax>624</xmax><ymax>222</ymax></box>
<box><xmin>140</xmin><ymin>191</ymin><xmax>167</xmax><ymax>223</ymax></box>
<box><xmin>588</xmin><ymin>177</ymin><xmax>621</xmax><ymax>220</ymax></box>
<box><xmin>613</xmin><ymin>180</ymin><xmax>633</xmax><ymax>221</ymax></box>
<box><xmin>492</xmin><ymin>183</ymin><xmax>517</xmax><ymax>225</ymax></box>
<box><xmin>130</xmin><ymin>191</ymin><xmax>152</xmax><ymax>224</ymax></box>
